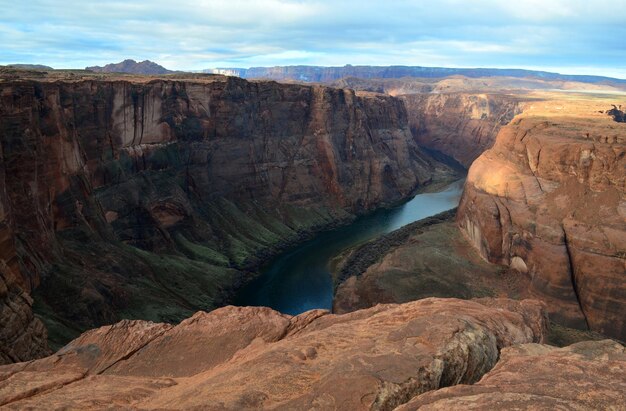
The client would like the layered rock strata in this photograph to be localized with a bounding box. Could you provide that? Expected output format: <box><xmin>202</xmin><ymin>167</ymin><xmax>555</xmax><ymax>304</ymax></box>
<box><xmin>401</xmin><ymin>93</ymin><xmax>525</xmax><ymax>167</ymax></box>
<box><xmin>458</xmin><ymin>96</ymin><xmax>626</xmax><ymax>340</ymax></box>
<box><xmin>0</xmin><ymin>297</ymin><xmax>546</xmax><ymax>410</ymax></box>
<box><xmin>0</xmin><ymin>72</ymin><xmax>453</xmax><ymax>361</ymax></box>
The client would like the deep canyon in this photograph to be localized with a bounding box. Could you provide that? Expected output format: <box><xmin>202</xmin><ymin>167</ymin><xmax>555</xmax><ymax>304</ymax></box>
<box><xmin>0</xmin><ymin>68</ymin><xmax>458</xmax><ymax>361</ymax></box>
<box><xmin>0</xmin><ymin>65</ymin><xmax>624</xmax><ymax>409</ymax></box>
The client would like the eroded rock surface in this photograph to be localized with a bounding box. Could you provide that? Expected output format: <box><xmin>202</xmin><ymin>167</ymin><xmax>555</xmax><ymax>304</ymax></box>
<box><xmin>0</xmin><ymin>298</ymin><xmax>546</xmax><ymax>410</ymax></box>
<box><xmin>458</xmin><ymin>95</ymin><xmax>626</xmax><ymax>339</ymax></box>
<box><xmin>0</xmin><ymin>71</ymin><xmax>454</xmax><ymax>360</ymax></box>
<box><xmin>402</xmin><ymin>93</ymin><xmax>525</xmax><ymax>167</ymax></box>
<box><xmin>398</xmin><ymin>339</ymin><xmax>626</xmax><ymax>410</ymax></box>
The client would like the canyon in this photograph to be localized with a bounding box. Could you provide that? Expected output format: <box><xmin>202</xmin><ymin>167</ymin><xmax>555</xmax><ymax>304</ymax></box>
<box><xmin>0</xmin><ymin>65</ymin><xmax>624</xmax><ymax>409</ymax></box>
<box><xmin>0</xmin><ymin>68</ymin><xmax>455</xmax><ymax>362</ymax></box>
<box><xmin>332</xmin><ymin>90</ymin><xmax>625</xmax><ymax>342</ymax></box>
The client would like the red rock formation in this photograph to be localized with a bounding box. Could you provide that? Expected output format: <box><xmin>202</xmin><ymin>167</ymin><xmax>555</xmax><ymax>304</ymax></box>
<box><xmin>402</xmin><ymin>93</ymin><xmax>525</xmax><ymax>167</ymax></box>
<box><xmin>458</xmin><ymin>96</ymin><xmax>626</xmax><ymax>340</ymax></box>
<box><xmin>0</xmin><ymin>136</ymin><xmax>50</xmax><ymax>363</ymax></box>
<box><xmin>0</xmin><ymin>298</ymin><xmax>546</xmax><ymax>409</ymax></box>
<box><xmin>398</xmin><ymin>339</ymin><xmax>626</xmax><ymax>410</ymax></box>
<box><xmin>0</xmin><ymin>72</ymin><xmax>453</xmax><ymax>363</ymax></box>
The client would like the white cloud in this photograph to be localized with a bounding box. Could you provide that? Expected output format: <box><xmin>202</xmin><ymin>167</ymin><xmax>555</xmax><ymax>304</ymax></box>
<box><xmin>0</xmin><ymin>0</ymin><xmax>625</xmax><ymax>78</ymax></box>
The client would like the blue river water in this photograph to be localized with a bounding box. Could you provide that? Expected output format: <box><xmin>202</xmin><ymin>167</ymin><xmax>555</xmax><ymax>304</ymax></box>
<box><xmin>233</xmin><ymin>179</ymin><xmax>464</xmax><ymax>315</ymax></box>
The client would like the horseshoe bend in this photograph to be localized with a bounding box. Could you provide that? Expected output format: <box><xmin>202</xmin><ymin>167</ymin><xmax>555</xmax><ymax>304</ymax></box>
<box><xmin>1</xmin><ymin>38</ymin><xmax>626</xmax><ymax>411</ymax></box>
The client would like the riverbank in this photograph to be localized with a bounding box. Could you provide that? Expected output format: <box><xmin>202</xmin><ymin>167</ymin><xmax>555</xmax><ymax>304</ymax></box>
<box><xmin>233</xmin><ymin>178</ymin><xmax>464</xmax><ymax>315</ymax></box>
<box><xmin>331</xmin><ymin>211</ymin><xmax>610</xmax><ymax>346</ymax></box>
<box><xmin>332</xmin><ymin>212</ymin><xmax>512</xmax><ymax>313</ymax></box>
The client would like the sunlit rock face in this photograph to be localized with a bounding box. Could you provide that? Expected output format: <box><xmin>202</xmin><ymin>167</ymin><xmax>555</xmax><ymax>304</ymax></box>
<box><xmin>398</xmin><ymin>339</ymin><xmax>626</xmax><ymax>410</ymax></box>
<box><xmin>0</xmin><ymin>298</ymin><xmax>546</xmax><ymax>410</ymax></box>
<box><xmin>0</xmin><ymin>73</ymin><xmax>453</xmax><ymax>363</ymax></box>
<box><xmin>458</xmin><ymin>96</ymin><xmax>626</xmax><ymax>340</ymax></box>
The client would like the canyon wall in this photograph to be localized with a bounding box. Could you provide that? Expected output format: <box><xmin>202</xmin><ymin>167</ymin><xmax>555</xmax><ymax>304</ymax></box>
<box><xmin>0</xmin><ymin>73</ymin><xmax>453</xmax><ymax>362</ymax></box>
<box><xmin>401</xmin><ymin>93</ymin><xmax>525</xmax><ymax>168</ymax></box>
<box><xmin>458</xmin><ymin>96</ymin><xmax>626</xmax><ymax>340</ymax></box>
<box><xmin>326</xmin><ymin>77</ymin><xmax>529</xmax><ymax>168</ymax></box>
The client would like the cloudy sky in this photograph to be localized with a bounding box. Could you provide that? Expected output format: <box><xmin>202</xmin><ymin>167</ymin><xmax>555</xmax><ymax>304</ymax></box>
<box><xmin>2</xmin><ymin>0</ymin><xmax>626</xmax><ymax>78</ymax></box>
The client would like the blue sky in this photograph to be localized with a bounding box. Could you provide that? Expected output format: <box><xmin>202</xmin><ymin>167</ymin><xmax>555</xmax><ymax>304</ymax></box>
<box><xmin>2</xmin><ymin>0</ymin><xmax>626</xmax><ymax>78</ymax></box>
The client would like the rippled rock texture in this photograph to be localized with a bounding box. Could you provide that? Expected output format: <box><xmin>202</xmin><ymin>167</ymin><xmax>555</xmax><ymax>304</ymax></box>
<box><xmin>0</xmin><ymin>297</ymin><xmax>546</xmax><ymax>410</ymax></box>
<box><xmin>458</xmin><ymin>95</ymin><xmax>626</xmax><ymax>340</ymax></box>
<box><xmin>399</xmin><ymin>339</ymin><xmax>626</xmax><ymax>410</ymax></box>
<box><xmin>0</xmin><ymin>72</ymin><xmax>453</xmax><ymax>362</ymax></box>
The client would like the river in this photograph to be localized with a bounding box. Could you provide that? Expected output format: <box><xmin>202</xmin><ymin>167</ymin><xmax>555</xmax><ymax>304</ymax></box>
<box><xmin>233</xmin><ymin>179</ymin><xmax>464</xmax><ymax>315</ymax></box>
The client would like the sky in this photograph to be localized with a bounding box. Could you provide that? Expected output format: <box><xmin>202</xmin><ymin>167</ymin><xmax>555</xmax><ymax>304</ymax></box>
<box><xmin>1</xmin><ymin>0</ymin><xmax>626</xmax><ymax>78</ymax></box>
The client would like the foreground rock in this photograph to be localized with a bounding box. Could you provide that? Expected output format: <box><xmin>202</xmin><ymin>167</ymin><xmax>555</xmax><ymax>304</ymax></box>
<box><xmin>0</xmin><ymin>298</ymin><xmax>545</xmax><ymax>410</ymax></box>
<box><xmin>458</xmin><ymin>93</ymin><xmax>626</xmax><ymax>340</ymax></box>
<box><xmin>398</xmin><ymin>339</ymin><xmax>626</xmax><ymax>410</ymax></box>
<box><xmin>0</xmin><ymin>69</ymin><xmax>454</xmax><ymax>360</ymax></box>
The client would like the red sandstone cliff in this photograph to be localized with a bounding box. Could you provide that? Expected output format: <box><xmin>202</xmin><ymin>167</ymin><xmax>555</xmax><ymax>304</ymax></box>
<box><xmin>401</xmin><ymin>93</ymin><xmax>525</xmax><ymax>167</ymax></box>
<box><xmin>458</xmin><ymin>95</ymin><xmax>626</xmax><ymax>340</ymax></box>
<box><xmin>0</xmin><ymin>72</ymin><xmax>453</xmax><ymax>363</ymax></box>
<box><xmin>327</xmin><ymin>77</ymin><xmax>529</xmax><ymax>168</ymax></box>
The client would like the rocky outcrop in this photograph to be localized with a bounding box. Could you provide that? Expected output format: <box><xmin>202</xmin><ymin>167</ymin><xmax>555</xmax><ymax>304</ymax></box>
<box><xmin>608</xmin><ymin>104</ymin><xmax>625</xmax><ymax>122</ymax></box>
<box><xmin>0</xmin><ymin>298</ymin><xmax>546</xmax><ymax>410</ymax></box>
<box><xmin>0</xmin><ymin>72</ymin><xmax>453</xmax><ymax>361</ymax></box>
<box><xmin>401</xmin><ymin>93</ymin><xmax>525</xmax><ymax>167</ymax></box>
<box><xmin>86</xmin><ymin>59</ymin><xmax>172</xmax><ymax>74</ymax></box>
<box><xmin>458</xmin><ymin>97</ymin><xmax>626</xmax><ymax>340</ymax></box>
<box><xmin>398</xmin><ymin>339</ymin><xmax>626</xmax><ymax>410</ymax></box>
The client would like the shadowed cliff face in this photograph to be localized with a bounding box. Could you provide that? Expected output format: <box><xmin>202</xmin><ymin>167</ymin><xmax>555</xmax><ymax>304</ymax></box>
<box><xmin>457</xmin><ymin>95</ymin><xmax>626</xmax><ymax>340</ymax></box>
<box><xmin>326</xmin><ymin>76</ymin><xmax>529</xmax><ymax>169</ymax></box>
<box><xmin>0</xmin><ymin>74</ymin><xmax>453</xmax><ymax>362</ymax></box>
<box><xmin>401</xmin><ymin>93</ymin><xmax>525</xmax><ymax>168</ymax></box>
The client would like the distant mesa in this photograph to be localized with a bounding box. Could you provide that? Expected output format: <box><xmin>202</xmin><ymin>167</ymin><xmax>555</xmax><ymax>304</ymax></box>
<box><xmin>5</xmin><ymin>64</ymin><xmax>53</xmax><ymax>70</ymax></box>
<box><xmin>86</xmin><ymin>59</ymin><xmax>172</xmax><ymax>75</ymax></box>
<box><xmin>205</xmin><ymin>65</ymin><xmax>626</xmax><ymax>86</ymax></box>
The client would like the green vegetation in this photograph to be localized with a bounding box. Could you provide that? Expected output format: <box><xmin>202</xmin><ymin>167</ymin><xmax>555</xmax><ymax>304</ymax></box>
<box><xmin>32</xmin><ymin>188</ymin><xmax>358</xmax><ymax>349</ymax></box>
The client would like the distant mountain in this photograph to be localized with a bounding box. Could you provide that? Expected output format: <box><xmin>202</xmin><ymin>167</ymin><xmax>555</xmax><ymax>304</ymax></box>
<box><xmin>6</xmin><ymin>64</ymin><xmax>53</xmax><ymax>70</ymax></box>
<box><xmin>205</xmin><ymin>65</ymin><xmax>626</xmax><ymax>85</ymax></box>
<box><xmin>86</xmin><ymin>59</ymin><xmax>172</xmax><ymax>75</ymax></box>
